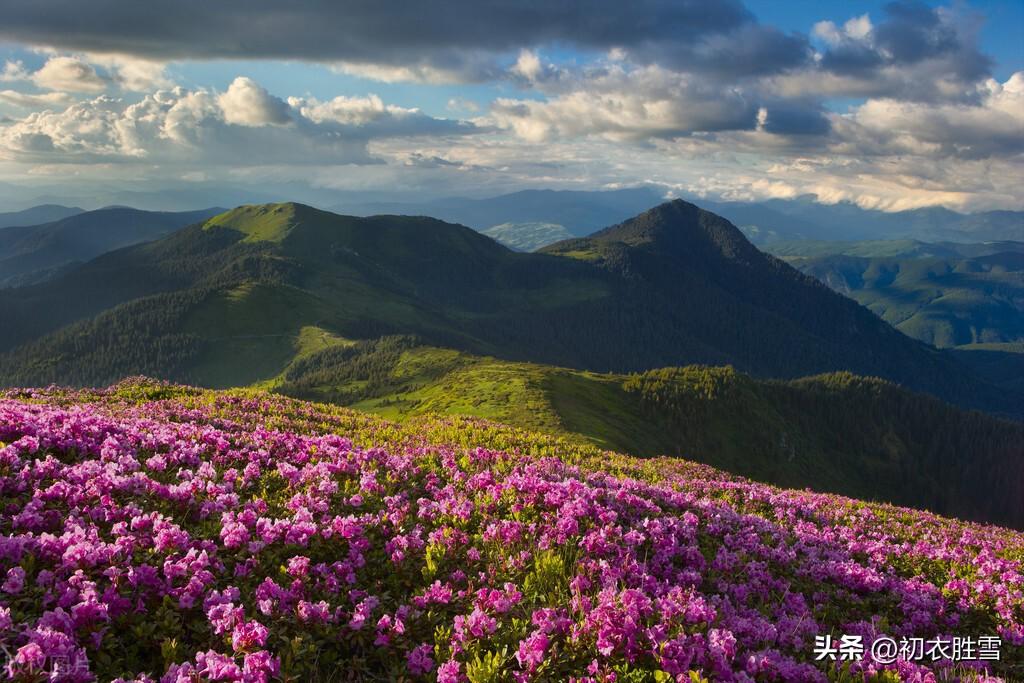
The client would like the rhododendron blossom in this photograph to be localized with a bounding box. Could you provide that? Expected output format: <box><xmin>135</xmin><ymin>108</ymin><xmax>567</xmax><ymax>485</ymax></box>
<box><xmin>0</xmin><ymin>381</ymin><xmax>1018</xmax><ymax>682</ymax></box>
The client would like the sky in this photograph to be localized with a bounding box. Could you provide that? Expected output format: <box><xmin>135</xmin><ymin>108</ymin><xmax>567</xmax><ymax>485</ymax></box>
<box><xmin>0</xmin><ymin>0</ymin><xmax>1021</xmax><ymax>212</ymax></box>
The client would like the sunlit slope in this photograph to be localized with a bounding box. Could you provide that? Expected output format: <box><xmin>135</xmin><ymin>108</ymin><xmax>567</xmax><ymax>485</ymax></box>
<box><xmin>273</xmin><ymin>337</ymin><xmax>1024</xmax><ymax>529</ymax></box>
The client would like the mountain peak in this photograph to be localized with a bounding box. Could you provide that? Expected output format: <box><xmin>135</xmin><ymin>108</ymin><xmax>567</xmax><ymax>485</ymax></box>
<box><xmin>202</xmin><ymin>202</ymin><xmax>319</xmax><ymax>242</ymax></box>
<box><xmin>590</xmin><ymin>199</ymin><xmax>760</xmax><ymax>262</ymax></box>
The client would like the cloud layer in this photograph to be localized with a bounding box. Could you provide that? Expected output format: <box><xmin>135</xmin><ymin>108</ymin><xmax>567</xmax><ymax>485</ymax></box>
<box><xmin>0</xmin><ymin>0</ymin><xmax>1019</xmax><ymax>212</ymax></box>
<box><xmin>0</xmin><ymin>77</ymin><xmax>476</xmax><ymax>167</ymax></box>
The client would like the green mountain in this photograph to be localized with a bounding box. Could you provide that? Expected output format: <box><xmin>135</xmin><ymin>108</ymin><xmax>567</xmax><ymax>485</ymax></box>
<box><xmin>0</xmin><ymin>201</ymin><xmax>1015</xmax><ymax>416</ymax></box>
<box><xmin>0</xmin><ymin>206</ymin><xmax>224</xmax><ymax>287</ymax></box>
<box><xmin>263</xmin><ymin>335</ymin><xmax>1024</xmax><ymax>528</ymax></box>
<box><xmin>785</xmin><ymin>252</ymin><xmax>1024</xmax><ymax>348</ymax></box>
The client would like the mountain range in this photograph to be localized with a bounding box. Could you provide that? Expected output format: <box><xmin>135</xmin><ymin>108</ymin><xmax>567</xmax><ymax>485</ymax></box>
<box><xmin>329</xmin><ymin>187</ymin><xmax>1023</xmax><ymax>245</ymax></box>
<box><xmin>0</xmin><ymin>200</ymin><xmax>1015</xmax><ymax>416</ymax></box>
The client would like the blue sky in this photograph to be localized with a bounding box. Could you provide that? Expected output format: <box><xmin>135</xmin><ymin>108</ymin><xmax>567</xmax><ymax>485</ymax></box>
<box><xmin>0</xmin><ymin>0</ymin><xmax>1021</xmax><ymax>212</ymax></box>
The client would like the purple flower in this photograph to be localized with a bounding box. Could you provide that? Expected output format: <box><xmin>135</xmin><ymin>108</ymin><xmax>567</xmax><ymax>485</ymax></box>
<box><xmin>3</xmin><ymin>566</ymin><xmax>25</xmax><ymax>594</ymax></box>
<box><xmin>407</xmin><ymin>643</ymin><xmax>435</xmax><ymax>676</ymax></box>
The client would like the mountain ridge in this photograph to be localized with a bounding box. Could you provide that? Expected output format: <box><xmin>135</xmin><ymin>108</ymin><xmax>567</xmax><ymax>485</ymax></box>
<box><xmin>0</xmin><ymin>200</ymin><xmax>1016</xmax><ymax>416</ymax></box>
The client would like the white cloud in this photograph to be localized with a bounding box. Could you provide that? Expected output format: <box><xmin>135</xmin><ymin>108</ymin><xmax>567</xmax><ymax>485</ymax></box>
<box><xmin>289</xmin><ymin>93</ymin><xmax>402</xmax><ymax>126</ymax></box>
<box><xmin>813</xmin><ymin>15</ymin><xmax>873</xmax><ymax>46</ymax></box>
<box><xmin>289</xmin><ymin>94</ymin><xmax>473</xmax><ymax>137</ymax></box>
<box><xmin>86</xmin><ymin>54</ymin><xmax>173</xmax><ymax>92</ymax></box>
<box><xmin>330</xmin><ymin>55</ymin><xmax>499</xmax><ymax>85</ymax></box>
<box><xmin>0</xmin><ymin>90</ymin><xmax>75</xmax><ymax>108</ymax></box>
<box><xmin>0</xmin><ymin>78</ymin><xmax>476</xmax><ymax>168</ymax></box>
<box><xmin>217</xmin><ymin>76</ymin><xmax>291</xmax><ymax>126</ymax></box>
<box><xmin>510</xmin><ymin>50</ymin><xmax>543</xmax><ymax>81</ymax></box>
<box><xmin>0</xmin><ymin>61</ymin><xmax>29</xmax><ymax>83</ymax></box>
<box><xmin>31</xmin><ymin>56</ymin><xmax>106</xmax><ymax>92</ymax></box>
<box><xmin>490</xmin><ymin>65</ymin><xmax>757</xmax><ymax>142</ymax></box>
<box><xmin>836</xmin><ymin>72</ymin><xmax>1024</xmax><ymax>160</ymax></box>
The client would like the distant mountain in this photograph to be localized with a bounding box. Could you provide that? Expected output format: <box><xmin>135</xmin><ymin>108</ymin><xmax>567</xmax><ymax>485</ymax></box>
<box><xmin>480</xmin><ymin>222</ymin><xmax>574</xmax><ymax>251</ymax></box>
<box><xmin>0</xmin><ymin>204</ymin><xmax>83</xmax><ymax>229</ymax></box>
<box><xmin>273</xmin><ymin>336</ymin><xmax>1024</xmax><ymax>529</ymax></box>
<box><xmin>786</xmin><ymin>251</ymin><xmax>1024</xmax><ymax>348</ymax></box>
<box><xmin>708</xmin><ymin>196</ymin><xmax>1024</xmax><ymax>244</ymax></box>
<box><xmin>0</xmin><ymin>206</ymin><xmax>225</xmax><ymax>288</ymax></box>
<box><xmin>0</xmin><ymin>200</ymin><xmax>1015</xmax><ymax>415</ymax></box>
<box><xmin>333</xmin><ymin>187</ymin><xmax>665</xmax><ymax>235</ymax></box>
<box><xmin>764</xmin><ymin>238</ymin><xmax>1024</xmax><ymax>260</ymax></box>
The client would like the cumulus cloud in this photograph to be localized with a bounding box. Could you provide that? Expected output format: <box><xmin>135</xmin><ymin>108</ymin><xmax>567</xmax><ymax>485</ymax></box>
<box><xmin>0</xmin><ymin>79</ymin><xmax>477</xmax><ymax>166</ymax></box>
<box><xmin>835</xmin><ymin>72</ymin><xmax>1024</xmax><ymax>160</ymax></box>
<box><xmin>31</xmin><ymin>56</ymin><xmax>107</xmax><ymax>93</ymax></box>
<box><xmin>289</xmin><ymin>94</ymin><xmax>476</xmax><ymax>139</ymax></box>
<box><xmin>217</xmin><ymin>77</ymin><xmax>291</xmax><ymax>126</ymax></box>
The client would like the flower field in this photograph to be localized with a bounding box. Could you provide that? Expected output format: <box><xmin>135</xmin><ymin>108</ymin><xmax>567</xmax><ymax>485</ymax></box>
<box><xmin>0</xmin><ymin>379</ymin><xmax>1021</xmax><ymax>682</ymax></box>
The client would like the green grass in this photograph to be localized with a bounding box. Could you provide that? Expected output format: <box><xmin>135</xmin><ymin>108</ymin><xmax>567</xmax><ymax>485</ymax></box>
<box><xmin>269</xmin><ymin>341</ymin><xmax>1024</xmax><ymax>528</ymax></box>
<box><xmin>182</xmin><ymin>282</ymin><xmax>339</xmax><ymax>387</ymax></box>
<box><xmin>202</xmin><ymin>204</ymin><xmax>298</xmax><ymax>243</ymax></box>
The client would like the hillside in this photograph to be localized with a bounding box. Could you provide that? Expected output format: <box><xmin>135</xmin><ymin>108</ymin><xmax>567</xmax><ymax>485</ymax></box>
<box><xmin>0</xmin><ymin>201</ymin><xmax>1015</xmax><ymax>416</ymax></box>
<box><xmin>0</xmin><ymin>380</ymin><xmax>1019</xmax><ymax>681</ymax></box>
<box><xmin>269</xmin><ymin>336</ymin><xmax>1024</xmax><ymax>529</ymax></box>
<box><xmin>0</xmin><ymin>206</ymin><xmax>224</xmax><ymax>287</ymax></box>
<box><xmin>785</xmin><ymin>252</ymin><xmax>1024</xmax><ymax>348</ymax></box>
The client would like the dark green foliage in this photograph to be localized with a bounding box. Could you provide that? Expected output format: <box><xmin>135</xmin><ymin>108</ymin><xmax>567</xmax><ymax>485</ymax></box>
<box><xmin>622</xmin><ymin>367</ymin><xmax>1024</xmax><ymax>528</ymax></box>
<box><xmin>0</xmin><ymin>290</ymin><xmax>209</xmax><ymax>386</ymax></box>
<box><xmin>787</xmin><ymin>251</ymin><xmax>1024</xmax><ymax>348</ymax></box>
<box><xmin>281</xmin><ymin>335</ymin><xmax>422</xmax><ymax>401</ymax></box>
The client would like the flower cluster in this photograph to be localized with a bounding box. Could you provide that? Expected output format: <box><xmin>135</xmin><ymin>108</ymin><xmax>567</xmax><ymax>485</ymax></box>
<box><xmin>0</xmin><ymin>380</ymin><xmax>1020</xmax><ymax>681</ymax></box>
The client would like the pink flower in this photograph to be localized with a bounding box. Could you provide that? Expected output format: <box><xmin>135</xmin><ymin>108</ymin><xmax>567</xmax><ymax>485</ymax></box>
<box><xmin>516</xmin><ymin>631</ymin><xmax>549</xmax><ymax>672</ymax></box>
<box><xmin>195</xmin><ymin>649</ymin><xmax>242</xmax><ymax>680</ymax></box>
<box><xmin>242</xmin><ymin>651</ymin><xmax>280</xmax><ymax>682</ymax></box>
<box><xmin>10</xmin><ymin>642</ymin><xmax>46</xmax><ymax>672</ymax></box>
<box><xmin>437</xmin><ymin>659</ymin><xmax>462</xmax><ymax>683</ymax></box>
<box><xmin>231</xmin><ymin>620</ymin><xmax>269</xmax><ymax>652</ymax></box>
<box><xmin>286</xmin><ymin>555</ymin><xmax>310</xmax><ymax>577</ymax></box>
<box><xmin>453</xmin><ymin>607</ymin><xmax>498</xmax><ymax>642</ymax></box>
